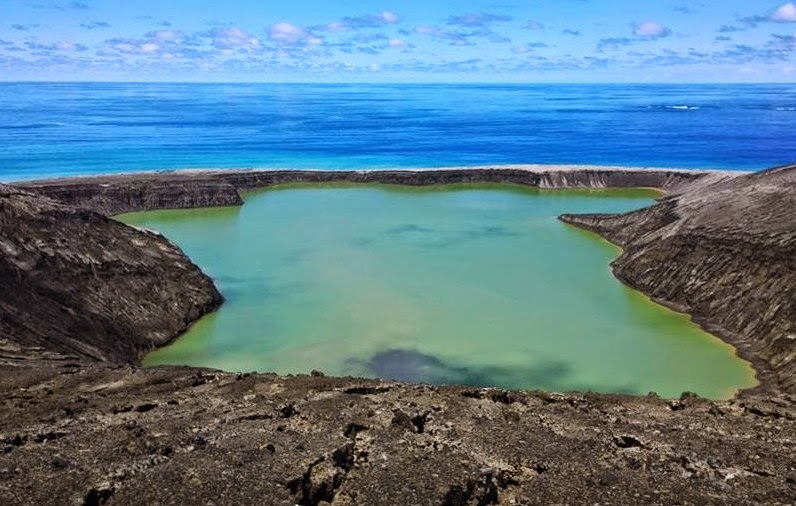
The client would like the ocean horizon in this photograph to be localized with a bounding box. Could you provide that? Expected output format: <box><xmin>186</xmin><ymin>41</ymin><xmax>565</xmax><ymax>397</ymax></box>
<box><xmin>1</xmin><ymin>82</ymin><xmax>795</xmax><ymax>182</ymax></box>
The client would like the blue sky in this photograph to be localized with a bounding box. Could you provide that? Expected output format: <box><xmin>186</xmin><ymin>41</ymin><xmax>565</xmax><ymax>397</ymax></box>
<box><xmin>1</xmin><ymin>0</ymin><xmax>795</xmax><ymax>82</ymax></box>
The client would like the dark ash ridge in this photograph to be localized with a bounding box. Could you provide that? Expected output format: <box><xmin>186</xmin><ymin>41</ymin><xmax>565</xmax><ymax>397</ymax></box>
<box><xmin>560</xmin><ymin>165</ymin><xmax>795</xmax><ymax>395</ymax></box>
<box><xmin>1</xmin><ymin>165</ymin><xmax>794</xmax><ymax>504</ymax></box>
<box><xmin>0</xmin><ymin>183</ymin><xmax>222</xmax><ymax>365</ymax></box>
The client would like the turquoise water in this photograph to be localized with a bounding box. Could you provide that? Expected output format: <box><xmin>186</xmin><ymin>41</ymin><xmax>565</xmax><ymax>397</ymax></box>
<box><xmin>120</xmin><ymin>185</ymin><xmax>756</xmax><ymax>399</ymax></box>
<box><xmin>3</xmin><ymin>83</ymin><xmax>796</xmax><ymax>181</ymax></box>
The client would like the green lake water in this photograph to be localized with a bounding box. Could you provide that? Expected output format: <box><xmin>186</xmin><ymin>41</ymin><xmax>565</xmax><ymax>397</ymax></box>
<box><xmin>119</xmin><ymin>184</ymin><xmax>757</xmax><ymax>399</ymax></box>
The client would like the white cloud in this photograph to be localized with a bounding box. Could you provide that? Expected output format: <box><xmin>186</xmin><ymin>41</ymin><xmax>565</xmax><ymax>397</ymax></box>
<box><xmin>326</xmin><ymin>22</ymin><xmax>347</xmax><ymax>32</ymax></box>
<box><xmin>334</xmin><ymin>11</ymin><xmax>401</xmax><ymax>30</ymax></box>
<box><xmin>210</xmin><ymin>27</ymin><xmax>260</xmax><ymax>50</ymax></box>
<box><xmin>388</xmin><ymin>38</ymin><xmax>408</xmax><ymax>48</ymax></box>
<box><xmin>633</xmin><ymin>21</ymin><xmax>671</xmax><ymax>38</ymax></box>
<box><xmin>56</xmin><ymin>41</ymin><xmax>78</xmax><ymax>51</ymax></box>
<box><xmin>269</xmin><ymin>22</ymin><xmax>307</xmax><ymax>44</ymax></box>
<box><xmin>526</xmin><ymin>20</ymin><xmax>545</xmax><ymax>31</ymax></box>
<box><xmin>110</xmin><ymin>42</ymin><xmax>136</xmax><ymax>53</ymax></box>
<box><xmin>110</xmin><ymin>26</ymin><xmax>260</xmax><ymax>57</ymax></box>
<box><xmin>772</xmin><ymin>2</ymin><xmax>796</xmax><ymax>22</ymax></box>
<box><xmin>109</xmin><ymin>39</ymin><xmax>157</xmax><ymax>55</ymax></box>
<box><xmin>511</xmin><ymin>43</ymin><xmax>547</xmax><ymax>54</ymax></box>
<box><xmin>149</xmin><ymin>29</ymin><xmax>184</xmax><ymax>42</ymax></box>
<box><xmin>414</xmin><ymin>25</ymin><xmax>437</xmax><ymax>36</ymax></box>
<box><xmin>413</xmin><ymin>25</ymin><xmax>475</xmax><ymax>45</ymax></box>
<box><xmin>381</xmin><ymin>11</ymin><xmax>400</xmax><ymax>24</ymax></box>
<box><xmin>140</xmin><ymin>42</ymin><xmax>160</xmax><ymax>53</ymax></box>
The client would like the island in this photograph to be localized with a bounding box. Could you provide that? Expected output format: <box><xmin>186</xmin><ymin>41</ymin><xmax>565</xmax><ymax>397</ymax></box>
<box><xmin>1</xmin><ymin>164</ymin><xmax>794</xmax><ymax>505</ymax></box>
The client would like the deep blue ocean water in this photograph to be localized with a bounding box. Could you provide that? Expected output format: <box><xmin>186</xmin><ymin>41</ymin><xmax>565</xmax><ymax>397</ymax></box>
<box><xmin>1</xmin><ymin>82</ymin><xmax>794</xmax><ymax>181</ymax></box>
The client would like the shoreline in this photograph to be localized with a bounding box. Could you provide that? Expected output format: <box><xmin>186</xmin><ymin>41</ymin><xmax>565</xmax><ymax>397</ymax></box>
<box><xmin>133</xmin><ymin>184</ymin><xmax>755</xmax><ymax>400</ymax></box>
<box><xmin>9</xmin><ymin>163</ymin><xmax>748</xmax><ymax>185</ymax></box>
<box><xmin>11</xmin><ymin>165</ymin><xmax>732</xmax><ymax>217</ymax></box>
<box><xmin>560</xmin><ymin>222</ymin><xmax>760</xmax><ymax>399</ymax></box>
<box><xmin>558</xmin><ymin>218</ymin><xmax>777</xmax><ymax>399</ymax></box>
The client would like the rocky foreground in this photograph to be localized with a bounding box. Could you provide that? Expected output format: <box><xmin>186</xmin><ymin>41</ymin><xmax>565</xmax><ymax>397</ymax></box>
<box><xmin>1</xmin><ymin>165</ymin><xmax>795</xmax><ymax>505</ymax></box>
<box><xmin>1</xmin><ymin>366</ymin><xmax>794</xmax><ymax>505</ymax></box>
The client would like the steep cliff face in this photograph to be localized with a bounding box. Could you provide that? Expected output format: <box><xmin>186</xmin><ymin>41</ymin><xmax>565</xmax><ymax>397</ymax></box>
<box><xmin>12</xmin><ymin>177</ymin><xmax>243</xmax><ymax>216</ymax></box>
<box><xmin>14</xmin><ymin>166</ymin><xmax>708</xmax><ymax>215</ymax></box>
<box><xmin>561</xmin><ymin>165</ymin><xmax>796</xmax><ymax>394</ymax></box>
<box><xmin>215</xmin><ymin>167</ymin><xmax>706</xmax><ymax>192</ymax></box>
<box><xmin>0</xmin><ymin>184</ymin><xmax>223</xmax><ymax>363</ymax></box>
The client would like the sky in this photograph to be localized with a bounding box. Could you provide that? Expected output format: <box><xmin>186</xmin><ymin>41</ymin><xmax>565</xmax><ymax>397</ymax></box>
<box><xmin>1</xmin><ymin>0</ymin><xmax>795</xmax><ymax>82</ymax></box>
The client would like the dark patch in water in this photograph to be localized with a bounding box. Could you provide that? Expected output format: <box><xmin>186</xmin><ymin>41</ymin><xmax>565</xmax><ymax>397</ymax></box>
<box><xmin>454</xmin><ymin>225</ymin><xmax>521</xmax><ymax>243</ymax></box>
<box><xmin>211</xmin><ymin>276</ymin><xmax>310</xmax><ymax>304</ymax></box>
<box><xmin>282</xmin><ymin>248</ymin><xmax>310</xmax><ymax>266</ymax></box>
<box><xmin>350</xmin><ymin>236</ymin><xmax>375</xmax><ymax>248</ymax></box>
<box><xmin>357</xmin><ymin>349</ymin><xmax>572</xmax><ymax>390</ymax></box>
<box><xmin>423</xmin><ymin>225</ymin><xmax>521</xmax><ymax>250</ymax></box>
<box><xmin>382</xmin><ymin>223</ymin><xmax>520</xmax><ymax>251</ymax></box>
<box><xmin>469</xmin><ymin>225</ymin><xmax>520</xmax><ymax>238</ymax></box>
<box><xmin>352</xmin><ymin>349</ymin><xmax>648</xmax><ymax>394</ymax></box>
<box><xmin>368</xmin><ymin>349</ymin><xmax>449</xmax><ymax>383</ymax></box>
<box><xmin>386</xmin><ymin>224</ymin><xmax>436</xmax><ymax>235</ymax></box>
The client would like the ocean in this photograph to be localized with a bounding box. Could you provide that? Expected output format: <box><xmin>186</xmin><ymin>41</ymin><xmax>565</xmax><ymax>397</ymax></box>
<box><xmin>1</xmin><ymin>82</ymin><xmax>794</xmax><ymax>181</ymax></box>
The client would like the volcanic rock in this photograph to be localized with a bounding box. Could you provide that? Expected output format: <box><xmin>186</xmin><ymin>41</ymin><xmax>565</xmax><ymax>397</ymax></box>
<box><xmin>561</xmin><ymin>165</ymin><xmax>796</xmax><ymax>394</ymax></box>
<box><xmin>0</xmin><ymin>184</ymin><xmax>222</xmax><ymax>364</ymax></box>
